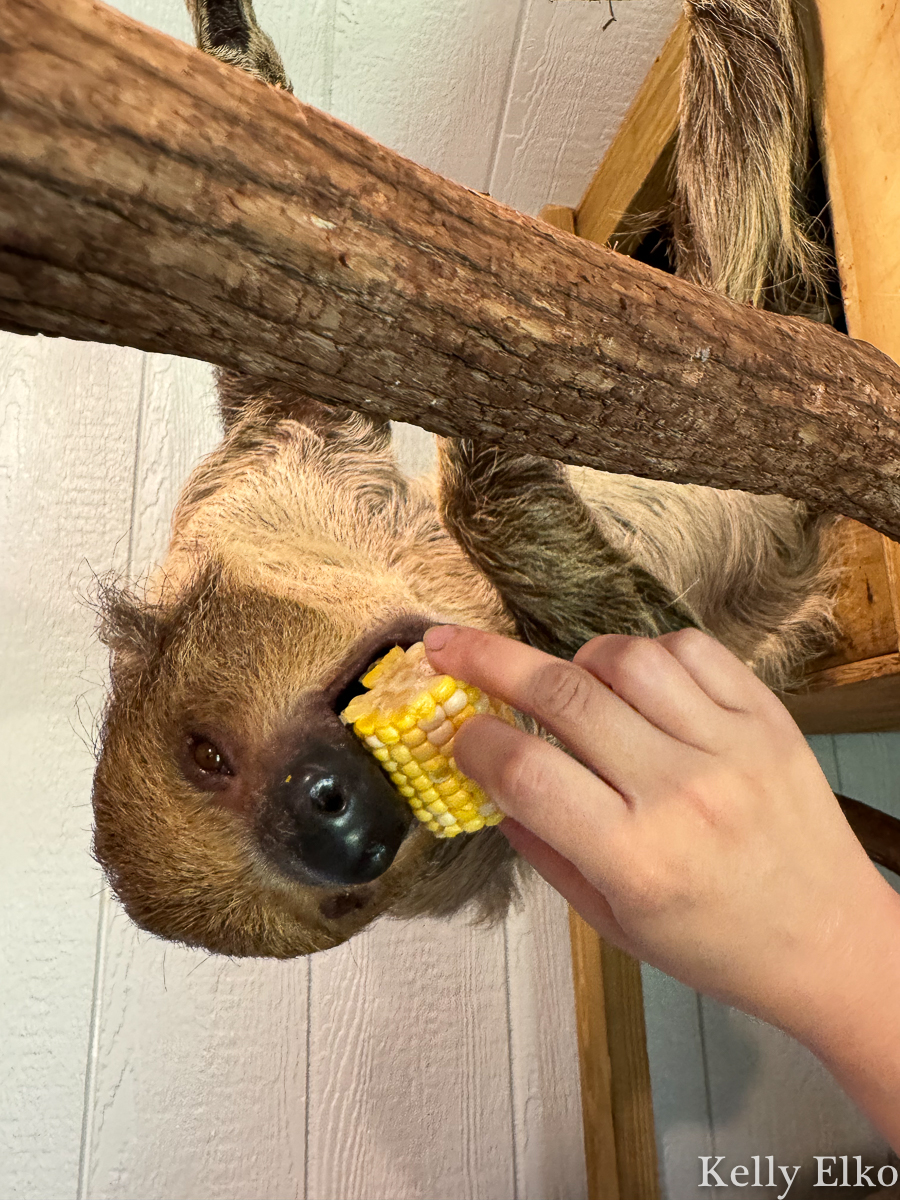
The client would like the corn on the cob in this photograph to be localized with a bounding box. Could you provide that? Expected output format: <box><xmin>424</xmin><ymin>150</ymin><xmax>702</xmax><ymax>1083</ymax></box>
<box><xmin>340</xmin><ymin>641</ymin><xmax>515</xmax><ymax>837</ymax></box>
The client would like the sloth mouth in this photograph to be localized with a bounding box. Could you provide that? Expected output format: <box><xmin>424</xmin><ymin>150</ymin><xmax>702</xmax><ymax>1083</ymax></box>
<box><xmin>325</xmin><ymin>614</ymin><xmax>435</xmax><ymax>720</ymax></box>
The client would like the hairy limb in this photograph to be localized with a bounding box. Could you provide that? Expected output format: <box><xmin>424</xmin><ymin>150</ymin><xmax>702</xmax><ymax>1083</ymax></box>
<box><xmin>185</xmin><ymin>0</ymin><xmax>292</xmax><ymax>89</ymax></box>
<box><xmin>676</xmin><ymin>0</ymin><xmax>830</xmax><ymax>317</ymax></box>
<box><xmin>185</xmin><ymin>8</ymin><xmax>389</xmax><ymax>454</ymax></box>
<box><xmin>438</xmin><ymin>439</ymin><xmax>698</xmax><ymax>659</ymax></box>
<box><xmin>215</xmin><ymin>367</ymin><xmax>392</xmax><ymax>453</ymax></box>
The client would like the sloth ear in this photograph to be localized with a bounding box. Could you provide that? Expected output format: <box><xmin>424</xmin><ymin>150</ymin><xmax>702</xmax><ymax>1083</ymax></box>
<box><xmin>96</xmin><ymin>581</ymin><xmax>172</xmax><ymax>691</ymax></box>
<box><xmin>437</xmin><ymin>438</ymin><xmax>697</xmax><ymax>659</ymax></box>
<box><xmin>94</xmin><ymin>573</ymin><xmax>190</xmax><ymax>691</ymax></box>
<box><xmin>96</xmin><ymin>566</ymin><xmax>234</xmax><ymax>691</ymax></box>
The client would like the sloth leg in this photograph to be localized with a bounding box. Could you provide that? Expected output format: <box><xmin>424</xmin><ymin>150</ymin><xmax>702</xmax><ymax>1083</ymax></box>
<box><xmin>185</xmin><ymin>4</ymin><xmax>392</xmax><ymax>454</ymax></box>
<box><xmin>213</xmin><ymin>367</ymin><xmax>392</xmax><ymax>455</ymax></box>
<box><xmin>437</xmin><ymin>439</ymin><xmax>699</xmax><ymax>660</ymax></box>
<box><xmin>184</xmin><ymin>0</ymin><xmax>292</xmax><ymax>89</ymax></box>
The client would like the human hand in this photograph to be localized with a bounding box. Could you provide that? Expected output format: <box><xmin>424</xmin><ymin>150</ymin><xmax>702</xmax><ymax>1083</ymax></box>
<box><xmin>422</xmin><ymin>626</ymin><xmax>899</xmax><ymax>1047</ymax></box>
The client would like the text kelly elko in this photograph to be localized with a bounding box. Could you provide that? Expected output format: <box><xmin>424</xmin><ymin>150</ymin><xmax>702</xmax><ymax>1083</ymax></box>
<box><xmin>699</xmin><ymin>1155</ymin><xmax>900</xmax><ymax>1196</ymax></box>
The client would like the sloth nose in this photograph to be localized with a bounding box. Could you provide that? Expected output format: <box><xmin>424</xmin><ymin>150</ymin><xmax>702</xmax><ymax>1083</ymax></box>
<box><xmin>256</xmin><ymin>734</ymin><xmax>412</xmax><ymax>887</ymax></box>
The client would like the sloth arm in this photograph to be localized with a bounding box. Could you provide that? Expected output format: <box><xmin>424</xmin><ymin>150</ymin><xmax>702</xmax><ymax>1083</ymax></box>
<box><xmin>437</xmin><ymin>439</ymin><xmax>699</xmax><ymax>660</ymax></box>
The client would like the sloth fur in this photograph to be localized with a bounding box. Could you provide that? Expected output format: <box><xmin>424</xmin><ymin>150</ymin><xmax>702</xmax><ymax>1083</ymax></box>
<box><xmin>92</xmin><ymin>0</ymin><xmax>838</xmax><ymax>957</ymax></box>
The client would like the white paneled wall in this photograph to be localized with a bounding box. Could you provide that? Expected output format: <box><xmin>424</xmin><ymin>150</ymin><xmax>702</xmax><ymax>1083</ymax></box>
<box><xmin>5</xmin><ymin>2</ymin><xmax>896</xmax><ymax>1199</ymax></box>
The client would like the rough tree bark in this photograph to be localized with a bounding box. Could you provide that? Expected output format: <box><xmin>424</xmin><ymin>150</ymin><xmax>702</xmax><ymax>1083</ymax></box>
<box><xmin>2</xmin><ymin>0</ymin><xmax>900</xmax><ymax>535</ymax></box>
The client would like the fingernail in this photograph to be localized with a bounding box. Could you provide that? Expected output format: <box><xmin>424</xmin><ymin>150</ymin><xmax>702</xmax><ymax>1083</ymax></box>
<box><xmin>423</xmin><ymin>624</ymin><xmax>459</xmax><ymax>652</ymax></box>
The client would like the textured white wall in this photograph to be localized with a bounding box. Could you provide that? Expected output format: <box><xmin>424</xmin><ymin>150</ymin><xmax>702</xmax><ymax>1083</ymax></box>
<box><xmin>0</xmin><ymin>2</ymin><xmax>682</xmax><ymax>1198</ymax></box>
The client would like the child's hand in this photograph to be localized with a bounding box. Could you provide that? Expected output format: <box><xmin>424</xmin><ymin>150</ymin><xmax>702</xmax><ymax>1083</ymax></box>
<box><xmin>424</xmin><ymin>625</ymin><xmax>900</xmax><ymax>1146</ymax></box>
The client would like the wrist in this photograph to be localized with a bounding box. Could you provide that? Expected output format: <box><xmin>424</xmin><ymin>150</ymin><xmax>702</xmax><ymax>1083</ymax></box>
<box><xmin>777</xmin><ymin>873</ymin><xmax>900</xmax><ymax>1145</ymax></box>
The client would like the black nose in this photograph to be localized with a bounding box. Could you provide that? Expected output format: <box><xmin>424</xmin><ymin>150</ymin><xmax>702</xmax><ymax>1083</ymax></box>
<box><xmin>256</xmin><ymin>733</ymin><xmax>412</xmax><ymax>887</ymax></box>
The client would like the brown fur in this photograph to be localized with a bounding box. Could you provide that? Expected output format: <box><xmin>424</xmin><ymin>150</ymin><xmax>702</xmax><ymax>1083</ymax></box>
<box><xmin>674</xmin><ymin>0</ymin><xmax>830</xmax><ymax>316</ymax></box>
<box><xmin>91</xmin><ymin>0</ymin><xmax>838</xmax><ymax>957</ymax></box>
<box><xmin>184</xmin><ymin>0</ymin><xmax>291</xmax><ymax>90</ymax></box>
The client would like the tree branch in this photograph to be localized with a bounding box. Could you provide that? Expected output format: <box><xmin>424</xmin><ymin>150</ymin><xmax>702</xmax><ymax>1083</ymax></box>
<box><xmin>2</xmin><ymin>0</ymin><xmax>900</xmax><ymax>535</ymax></box>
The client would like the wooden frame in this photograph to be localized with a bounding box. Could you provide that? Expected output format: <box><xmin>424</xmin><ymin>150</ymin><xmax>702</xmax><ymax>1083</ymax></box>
<box><xmin>547</xmin><ymin>7</ymin><xmax>900</xmax><ymax>1196</ymax></box>
<box><xmin>568</xmin><ymin>911</ymin><xmax>659</xmax><ymax>1200</ymax></box>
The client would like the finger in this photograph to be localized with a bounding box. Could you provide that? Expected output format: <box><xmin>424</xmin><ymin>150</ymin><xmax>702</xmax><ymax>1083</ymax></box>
<box><xmin>501</xmin><ymin>819</ymin><xmax>630</xmax><ymax>949</ymax></box>
<box><xmin>451</xmin><ymin>714</ymin><xmax>629</xmax><ymax>874</ymax></box>
<box><xmin>654</xmin><ymin>627</ymin><xmax>775</xmax><ymax>714</ymax></box>
<box><xmin>425</xmin><ymin>625</ymin><xmax>683</xmax><ymax>798</ymax></box>
<box><xmin>572</xmin><ymin>633</ymin><xmax>727</xmax><ymax>750</ymax></box>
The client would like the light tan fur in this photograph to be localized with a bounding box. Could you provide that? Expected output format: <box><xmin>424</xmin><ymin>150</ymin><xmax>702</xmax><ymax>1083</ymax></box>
<box><xmin>675</xmin><ymin>0</ymin><xmax>830</xmax><ymax>316</ymax></box>
<box><xmin>91</xmin><ymin>0</ymin><xmax>839</xmax><ymax>957</ymax></box>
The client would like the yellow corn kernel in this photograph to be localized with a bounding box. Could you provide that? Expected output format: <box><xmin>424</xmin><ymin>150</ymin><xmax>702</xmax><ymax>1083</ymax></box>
<box><xmin>341</xmin><ymin>641</ymin><xmax>516</xmax><ymax>837</ymax></box>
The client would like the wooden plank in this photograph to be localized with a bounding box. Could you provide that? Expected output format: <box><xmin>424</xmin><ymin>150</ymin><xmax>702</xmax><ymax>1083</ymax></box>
<box><xmin>601</xmin><ymin>943</ymin><xmax>661</xmax><ymax>1200</ymax></box>
<box><xmin>784</xmin><ymin>667</ymin><xmax>900</xmax><ymax>735</ymax></box>
<box><xmin>568</xmin><ymin>912</ymin><xmax>661</xmax><ymax>1200</ymax></box>
<box><xmin>568</xmin><ymin>911</ymin><xmax>621</xmax><ymax>1200</ymax></box>
<box><xmin>574</xmin><ymin>16</ymin><xmax>686</xmax><ymax>245</ymax></box>
<box><xmin>605</xmin><ymin>135</ymin><xmax>676</xmax><ymax>258</ymax></box>
<box><xmin>774</xmin><ymin>517</ymin><xmax>900</xmax><ymax>728</ymax></box>
<box><xmin>782</xmin><ymin>517</ymin><xmax>900</xmax><ymax>734</ymax></box>
<box><xmin>813</xmin><ymin>519</ymin><xmax>900</xmax><ymax>670</ymax></box>
<box><xmin>777</xmin><ymin>517</ymin><xmax>900</xmax><ymax>730</ymax></box>
<box><xmin>539</xmin><ymin>203</ymin><xmax>576</xmax><ymax>234</ymax></box>
<box><xmin>805</xmin><ymin>0</ymin><xmax>900</xmax><ymax>366</ymax></box>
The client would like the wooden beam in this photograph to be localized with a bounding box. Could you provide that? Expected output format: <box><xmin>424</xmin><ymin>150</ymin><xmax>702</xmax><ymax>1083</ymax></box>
<box><xmin>803</xmin><ymin>0</ymin><xmax>900</xmax><ymax>365</ymax></box>
<box><xmin>781</xmin><ymin>518</ymin><xmax>900</xmax><ymax>733</ymax></box>
<box><xmin>568</xmin><ymin>911</ymin><xmax>622</xmax><ymax>1200</ymax></box>
<box><xmin>537</xmin><ymin>204</ymin><xmax>576</xmax><ymax>235</ymax></box>
<box><xmin>781</xmin><ymin>0</ymin><xmax>900</xmax><ymax>731</ymax></box>
<box><xmin>568</xmin><ymin>911</ymin><xmax>660</xmax><ymax>1200</ymax></box>
<box><xmin>3</xmin><ymin>0</ymin><xmax>900</xmax><ymax>539</ymax></box>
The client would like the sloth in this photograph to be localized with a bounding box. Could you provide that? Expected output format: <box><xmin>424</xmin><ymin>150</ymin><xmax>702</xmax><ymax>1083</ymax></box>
<box><xmin>92</xmin><ymin>0</ymin><xmax>837</xmax><ymax>957</ymax></box>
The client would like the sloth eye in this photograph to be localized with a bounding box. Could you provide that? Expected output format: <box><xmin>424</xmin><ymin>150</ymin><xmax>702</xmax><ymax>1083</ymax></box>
<box><xmin>191</xmin><ymin>739</ymin><xmax>230</xmax><ymax>775</ymax></box>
